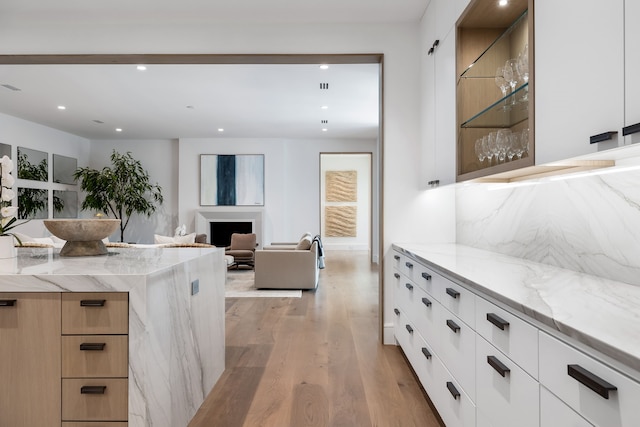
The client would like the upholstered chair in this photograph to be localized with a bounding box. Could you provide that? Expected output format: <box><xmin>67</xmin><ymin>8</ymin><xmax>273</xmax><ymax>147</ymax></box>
<box><xmin>225</xmin><ymin>233</ymin><xmax>257</xmax><ymax>268</ymax></box>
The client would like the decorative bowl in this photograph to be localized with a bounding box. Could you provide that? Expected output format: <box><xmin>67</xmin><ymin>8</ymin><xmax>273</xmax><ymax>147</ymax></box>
<box><xmin>43</xmin><ymin>219</ymin><xmax>120</xmax><ymax>257</ymax></box>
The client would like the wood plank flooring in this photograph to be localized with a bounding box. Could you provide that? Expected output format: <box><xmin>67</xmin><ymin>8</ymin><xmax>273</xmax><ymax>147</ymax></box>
<box><xmin>189</xmin><ymin>251</ymin><xmax>443</xmax><ymax>427</ymax></box>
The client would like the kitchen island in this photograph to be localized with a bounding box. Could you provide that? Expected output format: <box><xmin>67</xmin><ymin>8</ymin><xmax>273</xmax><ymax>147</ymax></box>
<box><xmin>0</xmin><ymin>246</ymin><xmax>226</xmax><ymax>427</ymax></box>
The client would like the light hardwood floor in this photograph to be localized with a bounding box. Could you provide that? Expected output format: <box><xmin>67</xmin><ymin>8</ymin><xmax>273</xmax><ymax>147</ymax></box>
<box><xmin>189</xmin><ymin>250</ymin><xmax>443</xmax><ymax>427</ymax></box>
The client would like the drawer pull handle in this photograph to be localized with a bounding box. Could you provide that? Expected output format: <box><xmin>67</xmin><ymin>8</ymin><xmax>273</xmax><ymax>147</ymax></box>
<box><xmin>0</xmin><ymin>299</ymin><xmax>17</xmax><ymax>307</ymax></box>
<box><xmin>80</xmin><ymin>343</ymin><xmax>106</xmax><ymax>351</ymax></box>
<box><xmin>394</xmin><ymin>308</ymin><xmax>400</xmax><ymax>316</ymax></box>
<box><xmin>394</xmin><ymin>273</ymin><xmax>400</xmax><ymax>279</ymax></box>
<box><xmin>405</xmin><ymin>283</ymin><xmax>414</xmax><ymax>291</ymax></box>
<box><xmin>406</xmin><ymin>324</ymin><xmax>413</xmax><ymax>334</ymax></box>
<box><xmin>590</xmin><ymin>131</ymin><xmax>617</xmax><ymax>144</ymax></box>
<box><xmin>487</xmin><ymin>313</ymin><xmax>510</xmax><ymax>330</ymax></box>
<box><xmin>487</xmin><ymin>355</ymin><xmax>510</xmax><ymax>377</ymax></box>
<box><xmin>421</xmin><ymin>297</ymin><xmax>432</xmax><ymax>307</ymax></box>
<box><xmin>394</xmin><ymin>255</ymin><xmax>400</xmax><ymax>260</ymax></box>
<box><xmin>81</xmin><ymin>385</ymin><xmax>107</xmax><ymax>394</ymax></box>
<box><xmin>622</xmin><ymin>122</ymin><xmax>640</xmax><ymax>136</ymax></box>
<box><xmin>446</xmin><ymin>381</ymin><xmax>460</xmax><ymax>400</ymax></box>
<box><xmin>80</xmin><ymin>299</ymin><xmax>106</xmax><ymax>307</ymax></box>
<box><xmin>446</xmin><ymin>288</ymin><xmax>460</xmax><ymax>299</ymax></box>
<box><xmin>421</xmin><ymin>347</ymin><xmax>432</xmax><ymax>360</ymax></box>
<box><xmin>421</xmin><ymin>272</ymin><xmax>432</xmax><ymax>281</ymax></box>
<box><xmin>446</xmin><ymin>319</ymin><xmax>460</xmax><ymax>333</ymax></box>
<box><xmin>568</xmin><ymin>364</ymin><xmax>617</xmax><ymax>399</ymax></box>
<box><xmin>405</xmin><ymin>262</ymin><xmax>414</xmax><ymax>269</ymax></box>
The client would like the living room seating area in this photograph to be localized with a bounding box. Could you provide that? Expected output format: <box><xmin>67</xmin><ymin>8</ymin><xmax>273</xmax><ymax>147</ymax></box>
<box><xmin>254</xmin><ymin>233</ymin><xmax>320</xmax><ymax>289</ymax></box>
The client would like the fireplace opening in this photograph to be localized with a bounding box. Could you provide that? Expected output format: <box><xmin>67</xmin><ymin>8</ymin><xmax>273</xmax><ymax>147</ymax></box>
<box><xmin>210</xmin><ymin>221</ymin><xmax>253</xmax><ymax>247</ymax></box>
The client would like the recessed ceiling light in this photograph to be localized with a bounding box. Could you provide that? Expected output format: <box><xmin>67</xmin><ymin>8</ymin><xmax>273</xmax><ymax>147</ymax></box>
<box><xmin>498</xmin><ymin>0</ymin><xmax>508</xmax><ymax>6</ymax></box>
<box><xmin>321</xmin><ymin>105</ymin><xmax>329</xmax><ymax>110</ymax></box>
<box><xmin>137</xmin><ymin>65</ymin><xmax>147</xmax><ymax>71</ymax></box>
<box><xmin>115</xmin><ymin>128</ymin><xmax>122</xmax><ymax>132</ymax></box>
<box><xmin>57</xmin><ymin>105</ymin><xmax>66</xmax><ymax>110</ymax></box>
<box><xmin>218</xmin><ymin>128</ymin><xmax>224</xmax><ymax>132</ymax></box>
<box><xmin>319</xmin><ymin>64</ymin><xmax>329</xmax><ymax>70</ymax></box>
<box><xmin>322</xmin><ymin>128</ymin><xmax>328</xmax><ymax>132</ymax></box>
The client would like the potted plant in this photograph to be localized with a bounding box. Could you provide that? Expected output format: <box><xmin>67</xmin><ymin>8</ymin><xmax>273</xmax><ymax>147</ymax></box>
<box><xmin>74</xmin><ymin>150</ymin><xmax>164</xmax><ymax>242</ymax></box>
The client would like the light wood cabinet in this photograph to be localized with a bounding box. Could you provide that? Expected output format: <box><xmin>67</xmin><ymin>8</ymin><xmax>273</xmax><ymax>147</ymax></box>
<box><xmin>0</xmin><ymin>293</ymin><xmax>61</xmax><ymax>427</ymax></box>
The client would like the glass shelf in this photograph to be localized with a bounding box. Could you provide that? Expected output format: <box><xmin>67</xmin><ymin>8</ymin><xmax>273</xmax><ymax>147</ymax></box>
<box><xmin>461</xmin><ymin>83</ymin><xmax>528</xmax><ymax>128</ymax></box>
<box><xmin>459</xmin><ymin>9</ymin><xmax>529</xmax><ymax>80</ymax></box>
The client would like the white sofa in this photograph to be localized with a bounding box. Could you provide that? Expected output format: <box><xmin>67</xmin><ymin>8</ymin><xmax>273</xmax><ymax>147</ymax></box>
<box><xmin>254</xmin><ymin>237</ymin><xmax>319</xmax><ymax>290</ymax></box>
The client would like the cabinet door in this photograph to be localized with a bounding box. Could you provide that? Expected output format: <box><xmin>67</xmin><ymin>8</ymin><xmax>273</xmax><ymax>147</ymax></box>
<box><xmin>434</xmin><ymin>31</ymin><xmax>457</xmax><ymax>186</ymax></box>
<box><xmin>624</xmin><ymin>0</ymin><xmax>640</xmax><ymax>145</ymax></box>
<box><xmin>540</xmin><ymin>386</ymin><xmax>593</xmax><ymax>427</ymax></box>
<box><xmin>535</xmin><ymin>0</ymin><xmax>624</xmax><ymax>164</ymax></box>
<box><xmin>0</xmin><ymin>293</ymin><xmax>61</xmax><ymax>427</ymax></box>
<box><xmin>421</xmin><ymin>0</ymin><xmax>438</xmax><ymax>186</ymax></box>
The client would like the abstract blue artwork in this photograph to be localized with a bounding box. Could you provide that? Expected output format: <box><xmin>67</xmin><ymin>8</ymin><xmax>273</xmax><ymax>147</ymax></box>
<box><xmin>200</xmin><ymin>154</ymin><xmax>265</xmax><ymax>206</ymax></box>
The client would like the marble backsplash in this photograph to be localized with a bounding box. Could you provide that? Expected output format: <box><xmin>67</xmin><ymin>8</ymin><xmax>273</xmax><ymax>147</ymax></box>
<box><xmin>456</xmin><ymin>168</ymin><xmax>640</xmax><ymax>287</ymax></box>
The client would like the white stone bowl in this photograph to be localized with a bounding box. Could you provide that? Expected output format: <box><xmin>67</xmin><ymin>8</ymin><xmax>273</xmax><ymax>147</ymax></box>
<box><xmin>44</xmin><ymin>219</ymin><xmax>120</xmax><ymax>257</ymax></box>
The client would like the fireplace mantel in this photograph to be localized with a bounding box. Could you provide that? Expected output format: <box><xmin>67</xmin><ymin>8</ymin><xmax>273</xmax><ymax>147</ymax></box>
<box><xmin>195</xmin><ymin>209</ymin><xmax>264</xmax><ymax>248</ymax></box>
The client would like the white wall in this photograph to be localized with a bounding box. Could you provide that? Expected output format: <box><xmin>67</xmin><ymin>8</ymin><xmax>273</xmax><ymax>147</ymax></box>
<box><xmin>0</xmin><ymin>112</ymin><xmax>90</xmax><ymax>237</ymax></box>
<box><xmin>178</xmin><ymin>137</ymin><xmax>376</xmax><ymax>247</ymax></box>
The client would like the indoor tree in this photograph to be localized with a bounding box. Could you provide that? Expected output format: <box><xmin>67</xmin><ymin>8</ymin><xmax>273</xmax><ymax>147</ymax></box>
<box><xmin>74</xmin><ymin>150</ymin><xmax>164</xmax><ymax>242</ymax></box>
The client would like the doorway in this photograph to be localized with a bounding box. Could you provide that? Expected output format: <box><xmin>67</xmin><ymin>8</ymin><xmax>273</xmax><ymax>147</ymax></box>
<box><xmin>320</xmin><ymin>153</ymin><xmax>372</xmax><ymax>254</ymax></box>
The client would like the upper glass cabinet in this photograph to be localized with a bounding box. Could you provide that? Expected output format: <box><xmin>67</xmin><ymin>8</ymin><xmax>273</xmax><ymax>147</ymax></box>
<box><xmin>456</xmin><ymin>0</ymin><xmax>533</xmax><ymax>181</ymax></box>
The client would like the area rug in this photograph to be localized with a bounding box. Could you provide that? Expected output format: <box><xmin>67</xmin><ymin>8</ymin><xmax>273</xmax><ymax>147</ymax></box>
<box><xmin>225</xmin><ymin>270</ymin><xmax>302</xmax><ymax>298</ymax></box>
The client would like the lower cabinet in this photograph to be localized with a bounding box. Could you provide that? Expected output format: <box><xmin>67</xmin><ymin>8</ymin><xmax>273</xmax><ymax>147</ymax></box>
<box><xmin>392</xmin><ymin>248</ymin><xmax>640</xmax><ymax>427</ymax></box>
<box><xmin>0</xmin><ymin>291</ymin><xmax>129</xmax><ymax>426</ymax></box>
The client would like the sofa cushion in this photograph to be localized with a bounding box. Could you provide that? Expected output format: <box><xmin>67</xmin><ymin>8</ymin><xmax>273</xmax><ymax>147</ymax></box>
<box><xmin>296</xmin><ymin>235</ymin><xmax>312</xmax><ymax>250</ymax></box>
<box><xmin>154</xmin><ymin>233</ymin><xmax>196</xmax><ymax>244</ymax></box>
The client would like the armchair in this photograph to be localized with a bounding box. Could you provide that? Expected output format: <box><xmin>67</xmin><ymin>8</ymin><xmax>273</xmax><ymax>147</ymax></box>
<box><xmin>225</xmin><ymin>233</ymin><xmax>257</xmax><ymax>269</ymax></box>
<box><xmin>254</xmin><ymin>239</ymin><xmax>319</xmax><ymax>289</ymax></box>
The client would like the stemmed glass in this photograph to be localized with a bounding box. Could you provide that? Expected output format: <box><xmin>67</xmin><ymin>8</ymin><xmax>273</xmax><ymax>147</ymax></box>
<box><xmin>503</xmin><ymin>59</ymin><xmax>518</xmax><ymax>105</ymax></box>
<box><xmin>482</xmin><ymin>135</ymin><xmax>494</xmax><ymax>166</ymax></box>
<box><xmin>516</xmin><ymin>45</ymin><xmax>529</xmax><ymax>101</ymax></box>
<box><xmin>474</xmin><ymin>138</ymin><xmax>486</xmax><ymax>167</ymax></box>
<box><xmin>507</xmin><ymin>132</ymin><xmax>520</xmax><ymax>161</ymax></box>
<box><xmin>520</xmin><ymin>129</ymin><xmax>530</xmax><ymax>158</ymax></box>
<box><xmin>487</xmin><ymin>132</ymin><xmax>498</xmax><ymax>165</ymax></box>
<box><xmin>495</xmin><ymin>67</ymin><xmax>509</xmax><ymax>109</ymax></box>
<box><xmin>496</xmin><ymin>129</ymin><xmax>511</xmax><ymax>164</ymax></box>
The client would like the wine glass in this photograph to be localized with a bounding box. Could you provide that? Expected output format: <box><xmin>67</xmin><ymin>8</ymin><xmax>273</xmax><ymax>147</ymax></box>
<box><xmin>520</xmin><ymin>129</ymin><xmax>530</xmax><ymax>157</ymax></box>
<box><xmin>482</xmin><ymin>135</ymin><xmax>493</xmax><ymax>166</ymax></box>
<box><xmin>475</xmin><ymin>138</ymin><xmax>486</xmax><ymax>167</ymax></box>
<box><xmin>516</xmin><ymin>47</ymin><xmax>529</xmax><ymax>101</ymax></box>
<box><xmin>503</xmin><ymin>59</ymin><xmax>518</xmax><ymax>105</ymax></box>
<box><xmin>507</xmin><ymin>132</ymin><xmax>519</xmax><ymax>161</ymax></box>
<box><xmin>487</xmin><ymin>132</ymin><xmax>499</xmax><ymax>164</ymax></box>
<box><xmin>495</xmin><ymin>67</ymin><xmax>509</xmax><ymax>109</ymax></box>
<box><xmin>496</xmin><ymin>129</ymin><xmax>511</xmax><ymax>163</ymax></box>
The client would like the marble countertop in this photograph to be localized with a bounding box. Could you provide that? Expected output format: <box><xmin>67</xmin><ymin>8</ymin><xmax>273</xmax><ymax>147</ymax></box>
<box><xmin>0</xmin><ymin>246</ymin><xmax>221</xmax><ymax>292</ymax></box>
<box><xmin>393</xmin><ymin>243</ymin><xmax>640</xmax><ymax>376</ymax></box>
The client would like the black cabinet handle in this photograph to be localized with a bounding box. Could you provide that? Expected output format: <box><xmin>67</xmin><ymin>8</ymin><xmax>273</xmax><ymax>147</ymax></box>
<box><xmin>446</xmin><ymin>381</ymin><xmax>460</xmax><ymax>400</ymax></box>
<box><xmin>394</xmin><ymin>255</ymin><xmax>400</xmax><ymax>260</ymax></box>
<box><xmin>80</xmin><ymin>343</ymin><xmax>106</xmax><ymax>351</ymax></box>
<box><xmin>394</xmin><ymin>308</ymin><xmax>400</xmax><ymax>316</ymax></box>
<box><xmin>568</xmin><ymin>364</ymin><xmax>617</xmax><ymax>399</ymax></box>
<box><xmin>406</xmin><ymin>324</ymin><xmax>413</xmax><ymax>334</ymax></box>
<box><xmin>80</xmin><ymin>299</ymin><xmax>106</xmax><ymax>307</ymax></box>
<box><xmin>427</xmin><ymin>47</ymin><xmax>435</xmax><ymax>55</ymax></box>
<box><xmin>405</xmin><ymin>262</ymin><xmax>414</xmax><ymax>269</ymax></box>
<box><xmin>446</xmin><ymin>288</ymin><xmax>460</xmax><ymax>299</ymax></box>
<box><xmin>421</xmin><ymin>297</ymin><xmax>432</xmax><ymax>307</ymax></box>
<box><xmin>0</xmin><ymin>299</ymin><xmax>17</xmax><ymax>307</ymax></box>
<box><xmin>422</xmin><ymin>347</ymin><xmax>432</xmax><ymax>360</ymax></box>
<box><xmin>590</xmin><ymin>131</ymin><xmax>617</xmax><ymax>144</ymax></box>
<box><xmin>623</xmin><ymin>122</ymin><xmax>640</xmax><ymax>136</ymax></box>
<box><xmin>487</xmin><ymin>355</ymin><xmax>511</xmax><ymax>377</ymax></box>
<box><xmin>405</xmin><ymin>283</ymin><xmax>414</xmax><ymax>291</ymax></box>
<box><xmin>487</xmin><ymin>313</ymin><xmax>510</xmax><ymax>330</ymax></box>
<box><xmin>394</xmin><ymin>273</ymin><xmax>400</xmax><ymax>279</ymax></box>
<box><xmin>81</xmin><ymin>385</ymin><xmax>107</xmax><ymax>394</ymax></box>
<box><xmin>446</xmin><ymin>319</ymin><xmax>460</xmax><ymax>333</ymax></box>
<box><xmin>421</xmin><ymin>272</ymin><xmax>432</xmax><ymax>281</ymax></box>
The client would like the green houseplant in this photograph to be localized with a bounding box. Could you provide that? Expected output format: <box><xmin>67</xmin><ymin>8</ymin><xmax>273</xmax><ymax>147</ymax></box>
<box><xmin>74</xmin><ymin>150</ymin><xmax>163</xmax><ymax>242</ymax></box>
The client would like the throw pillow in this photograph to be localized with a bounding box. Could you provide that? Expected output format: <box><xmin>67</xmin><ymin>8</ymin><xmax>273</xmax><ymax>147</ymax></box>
<box><xmin>175</xmin><ymin>233</ymin><xmax>196</xmax><ymax>244</ymax></box>
<box><xmin>296</xmin><ymin>235</ymin><xmax>312</xmax><ymax>250</ymax></box>
<box><xmin>154</xmin><ymin>234</ymin><xmax>175</xmax><ymax>244</ymax></box>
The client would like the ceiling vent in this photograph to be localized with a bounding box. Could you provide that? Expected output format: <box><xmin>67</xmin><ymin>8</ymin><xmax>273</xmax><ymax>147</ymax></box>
<box><xmin>321</xmin><ymin>120</ymin><xmax>328</xmax><ymax>124</ymax></box>
<box><xmin>319</xmin><ymin>83</ymin><xmax>329</xmax><ymax>89</ymax></box>
<box><xmin>92</xmin><ymin>120</ymin><xmax>105</xmax><ymax>124</ymax></box>
<box><xmin>1</xmin><ymin>84</ymin><xmax>21</xmax><ymax>91</ymax></box>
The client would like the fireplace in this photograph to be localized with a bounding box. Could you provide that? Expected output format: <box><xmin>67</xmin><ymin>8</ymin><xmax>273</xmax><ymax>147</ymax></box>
<box><xmin>209</xmin><ymin>221</ymin><xmax>253</xmax><ymax>247</ymax></box>
<box><xmin>195</xmin><ymin>209</ymin><xmax>264</xmax><ymax>249</ymax></box>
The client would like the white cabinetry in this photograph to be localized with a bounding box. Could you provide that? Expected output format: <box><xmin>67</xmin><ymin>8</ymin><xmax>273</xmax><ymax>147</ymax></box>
<box><xmin>540</xmin><ymin>387</ymin><xmax>593</xmax><ymax>427</ymax></box>
<box><xmin>535</xmin><ymin>0</ymin><xmax>624</xmax><ymax>164</ymax></box>
<box><xmin>624</xmin><ymin>0</ymin><xmax>640</xmax><ymax>145</ymax></box>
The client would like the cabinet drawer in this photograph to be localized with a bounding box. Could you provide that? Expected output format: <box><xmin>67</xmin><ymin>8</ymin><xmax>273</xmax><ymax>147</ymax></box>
<box><xmin>438</xmin><ymin>307</ymin><xmax>476</xmax><ymax>401</ymax></box>
<box><xmin>436</xmin><ymin>278</ymin><xmax>475</xmax><ymax>328</ymax></box>
<box><xmin>62</xmin><ymin>378</ymin><xmax>128</xmax><ymax>422</ymax></box>
<box><xmin>436</xmin><ymin>365</ymin><xmax>476</xmax><ymax>427</ymax></box>
<box><xmin>540</xmin><ymin>386</ymin><xmax>593</xmax><ymax>427</ymax></box>
<box><xmin>412</xmin><ymin>286</ymin><xmax>441</xmax><ymax>355</ymax></box>
<box><xmin>62</xmin><ymin>335</ymin><xmax>128</xmax><ymax>378</ymax></box>
<box><xmin>476</xmin><ymin>335</ymin><xmax>539</xmax><ymax>427</ymax></box>
<box><xmin>62</xmin><ymin>293</ymin><xmax>128</xmax><ymax>335</ymax></box>
<box><xmin>63</xmin><ymin>423</ymin><xmax>128</xmax><ymax>426</ymax></box>
<box><xmin>539</xmin><ymin>332</ymin><xmax>640</xmax><ymax>427</ymax></box>
<box><xmin>475</xmin><ymin>295</ymin><xmax>539</xmax><ymax>378</ymax></box>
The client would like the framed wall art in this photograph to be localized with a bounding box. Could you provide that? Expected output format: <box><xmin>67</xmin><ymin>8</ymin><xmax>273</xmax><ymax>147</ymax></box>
<box><xmin>200</xmin><ymin>154</ymin><xmax>264</xmax><ymax>206</ymax></box>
